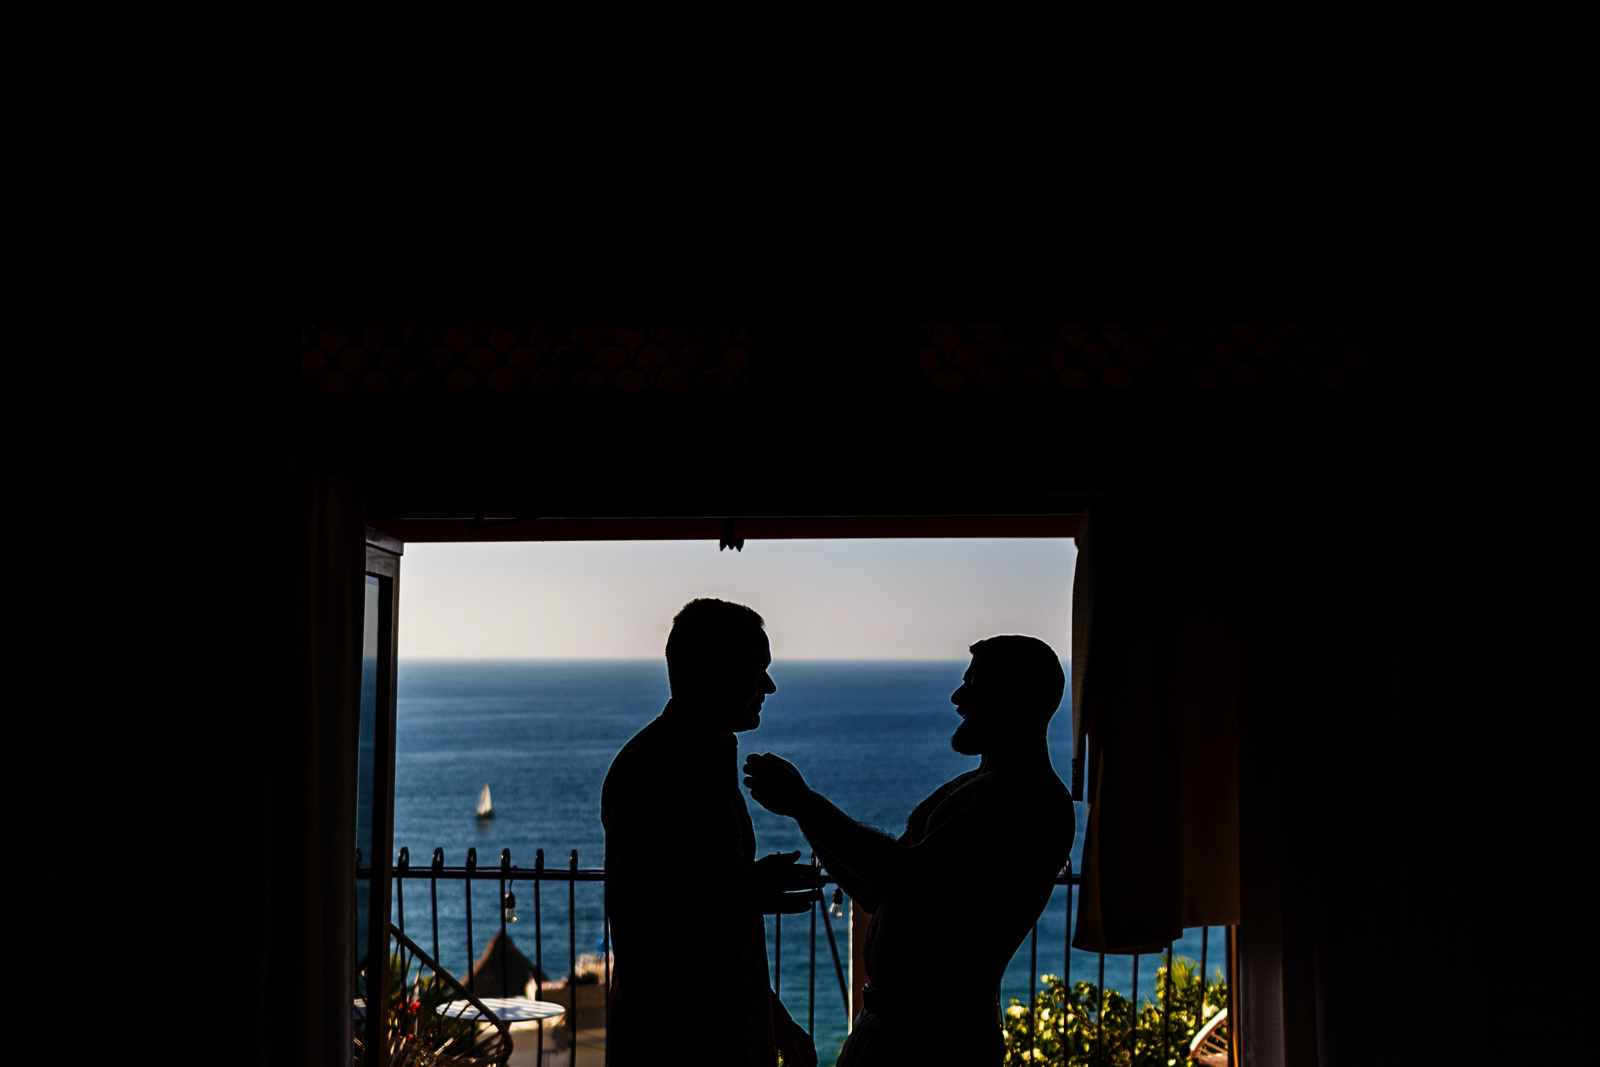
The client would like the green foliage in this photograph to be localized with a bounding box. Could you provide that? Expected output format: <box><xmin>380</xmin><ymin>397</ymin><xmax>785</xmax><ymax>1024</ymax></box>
<box><xmin>355</xmin><ymin>949</ymin><xmax>481</xmax><ymax>1060</ymax></box>
<box><xmin>1001</xmin><ymin>958</ymin><xmax>1228</xmax><ymax>1066</ymax></box>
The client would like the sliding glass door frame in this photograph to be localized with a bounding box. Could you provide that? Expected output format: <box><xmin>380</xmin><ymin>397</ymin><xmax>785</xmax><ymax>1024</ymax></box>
<box><xmin>359</xmin><ymin>528</ymin><xmax>402</xmax><ymax>1067</ymax></box>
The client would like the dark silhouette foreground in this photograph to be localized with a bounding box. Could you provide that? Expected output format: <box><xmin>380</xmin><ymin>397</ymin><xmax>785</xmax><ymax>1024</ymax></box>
<box><xmin>744</xmin><ymin>635</ymin><xmax>1076</xmax><ymax>1067</ymax></box>
<box><xmin>602</xmin><ymin>599</ymin><xmax>820</xmax><ymax>1067</ymax></box>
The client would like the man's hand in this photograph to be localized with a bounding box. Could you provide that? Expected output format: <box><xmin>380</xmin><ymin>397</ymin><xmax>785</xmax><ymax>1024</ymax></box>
<box><xmin>750</xmin><ymin>850</ymin><xmax>824</xmax><ymax>915</ymax></box>
<box><xmin>743</xmin><ymin>752</ymin><xmax>813</xmax><ymax>817</ymax></box>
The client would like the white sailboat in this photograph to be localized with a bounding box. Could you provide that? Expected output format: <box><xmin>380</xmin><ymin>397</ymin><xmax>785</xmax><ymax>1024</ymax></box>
<box><xmin>475</xmin><ymin>782</ymin><xmax>494</xmax><ymax>820</ymax></box>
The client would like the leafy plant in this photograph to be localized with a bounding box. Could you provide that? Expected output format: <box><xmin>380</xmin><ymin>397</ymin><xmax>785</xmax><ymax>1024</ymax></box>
<box><xmin>356</xmin><ymin>947</ymin><xmax>482</xmax><ymax>1061</ymax></box>
<box><xmin>1001</xmin><ymin>958</ymin><xmax>1228</xmax><ymax>1066</ymax></box>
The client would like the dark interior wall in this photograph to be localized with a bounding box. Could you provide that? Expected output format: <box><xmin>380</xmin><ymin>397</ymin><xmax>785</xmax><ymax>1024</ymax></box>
<box><xmin>314</xmin><ymin>320</ymin><xmax>1384</xmax><ymax>530</ymax></box>
<box><xmin>272</xmin><ymin>319</ymin><xmax>1543</xmax><ymax>1065</ymax></box>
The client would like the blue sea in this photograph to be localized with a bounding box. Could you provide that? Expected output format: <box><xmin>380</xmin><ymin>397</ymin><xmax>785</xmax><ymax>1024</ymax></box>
<box><xmin>384</xmin><ymin>659</ymin><xmax>1225</xmax><ymax>1065</ymax></box>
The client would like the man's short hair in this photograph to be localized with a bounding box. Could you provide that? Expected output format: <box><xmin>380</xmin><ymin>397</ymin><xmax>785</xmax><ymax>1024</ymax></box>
<box><xmin>666</xmin><ymin>598</ymin><xmax>766</xmax><ymax>693</ymax></box>
<box><xmin>968</xmin><ymin>635</ymin><xmax>1066</xmax><ymax>721</ymax></box>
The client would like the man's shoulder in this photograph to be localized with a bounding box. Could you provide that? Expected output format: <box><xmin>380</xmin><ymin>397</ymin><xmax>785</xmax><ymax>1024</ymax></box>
<box><xmin>935</xmin><ymin>765</ymin><xmax>1072</xmax><ymax>826</ymax></box>
<box><xmin>1011</xmin><ymin>765</ymin><xmax>1074</xmax><ymax>818</ymax></box>
<box><xmin>633</xmin><ymin>710</ymin><xmax>705</xmax><ymax>754</ymax></box>
<box><xmin>611</xmin><ymin>715</ymin><xmax>669</xmax><ymax>760</ymax></box>
<box><xmin>601</xmin><ymin>716</ymin><xmax>674</xmax><ymax>816</ymax></box>
<box><xmin>911</xmin><ymin>771</ymin><xmax>982</xmax><ymax>811</ymax></box>
<box><xmin>1017</xmin><ymin>769</ymin><xmax>1075</xmax><ymax>851</ymax></box>
<box><xmin>908</xmin><ymin>770</ymin><xmax>992</xmax><ymax>837</ymax></box>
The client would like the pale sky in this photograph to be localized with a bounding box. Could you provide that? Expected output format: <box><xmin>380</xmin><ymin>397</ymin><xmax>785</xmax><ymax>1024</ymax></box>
<box><xmin>397</xmin><ymin>538</ymin><xmax>1076</xmax><ymax>660</ymax></box>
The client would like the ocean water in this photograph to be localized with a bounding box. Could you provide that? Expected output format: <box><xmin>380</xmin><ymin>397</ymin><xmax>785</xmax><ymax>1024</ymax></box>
<box><xmin>385</xmin><ymin>659</ymin><xmax>1225</xmax><ymax>1065</ymax></box>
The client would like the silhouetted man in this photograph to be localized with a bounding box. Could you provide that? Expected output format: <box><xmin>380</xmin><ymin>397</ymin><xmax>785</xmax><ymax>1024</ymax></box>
<box><xmin>602</xmin><ymin>598</ymin><xmax>820</xmax><ymax>1067</ymax></box>
<box><xmin>743</xmin><ymin>636</ymin><xmax>1076</xmax><ymax>1067</ymax></box>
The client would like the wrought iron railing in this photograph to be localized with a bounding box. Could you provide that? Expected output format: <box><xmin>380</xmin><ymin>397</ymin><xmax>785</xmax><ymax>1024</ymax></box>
<box><xmin>358</xmin><ymin>850</ymin><xmax>1230</xmax><ymax>1067</ymax></box>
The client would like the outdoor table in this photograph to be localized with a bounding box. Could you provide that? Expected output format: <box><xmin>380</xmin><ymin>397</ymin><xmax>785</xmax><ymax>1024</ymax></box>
<box><xmin>354</xmin><ymin>997</ymin><xmax>565</xmax><ymax>1023</ymax></box>
<box><xmin>436</xmin><ymin>997</ymin><xmax>566</xmax><ymax>1023</ymax></box>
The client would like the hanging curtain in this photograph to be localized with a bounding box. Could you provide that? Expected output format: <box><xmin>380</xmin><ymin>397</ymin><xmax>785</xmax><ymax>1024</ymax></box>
<box><xmin>1071</xmin><ymin>488</ymin><xmax>1485</xmax><ymax>1066</ymax></box>
<box><xmin>1071</xmin><ymin>496</ymin><xmax>1242</xmax><ymax>955</ymax></box>
<box><xmin>246</xmin><ymin>445</ymin><xmax>366</xmax><ymax>1067</ymax></box>
<box><xmin>1232</xmin><ymin>489</ymin><xmax>1484</xmax><ymax>1067</ymax></box>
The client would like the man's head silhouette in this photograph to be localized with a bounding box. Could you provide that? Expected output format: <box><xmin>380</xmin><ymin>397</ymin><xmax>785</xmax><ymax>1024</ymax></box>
<box><xmin>666</xmin><ymin>598</ymin><xmax>775</xmax><ymax>732</ymax></box>
<box><xmin>949</xmin><ymin>635</ymin><xmax>1065</xmax><ymax>756</ymax></box>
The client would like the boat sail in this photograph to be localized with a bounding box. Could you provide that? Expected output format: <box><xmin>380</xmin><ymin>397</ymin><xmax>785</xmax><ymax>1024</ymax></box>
<box><xmin>475</xmin><ymin>782</ymin><xmax>494</xmax><ymax>820</ymax></box>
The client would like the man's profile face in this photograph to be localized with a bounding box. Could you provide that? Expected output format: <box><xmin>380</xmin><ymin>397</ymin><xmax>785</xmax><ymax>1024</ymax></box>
<box><xmin>949</xmin><ymin>656</ymin><xmax>989</xmax><ymax>755</ymax></box>
<box><xmin>730</xmin><ymin>630</ymin><xmax>776</xmax><ymax>733</ymax></box>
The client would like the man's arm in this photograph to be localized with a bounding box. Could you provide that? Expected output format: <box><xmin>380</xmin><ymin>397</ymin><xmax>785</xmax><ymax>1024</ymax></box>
<box><xmin>744</xmin><ymin>752</ymin><xmax>943</xmax><ymax>904</ymax></box>
<box><xmin>796</xmin><ymin>808</ymin><xmax>892</xmax><ymax>913</ymax></box>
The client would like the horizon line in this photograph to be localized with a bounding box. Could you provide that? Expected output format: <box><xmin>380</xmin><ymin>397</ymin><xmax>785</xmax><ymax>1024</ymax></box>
<box><xmin>394</xmin><ymin>655</ymin><xmax>1069</xmax><ymax>663</ymax></box>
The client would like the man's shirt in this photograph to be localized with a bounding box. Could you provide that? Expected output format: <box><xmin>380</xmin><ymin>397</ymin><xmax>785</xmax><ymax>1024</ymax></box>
<box><xmin>862</xmin><ymin>766</ymin><xmax>1074</xmax><ymax>1014</ymax></box>
<box><xmin>602</xmin><ymin>701</ymin><xmax>776</xmax><ymax>1066</ymax></box>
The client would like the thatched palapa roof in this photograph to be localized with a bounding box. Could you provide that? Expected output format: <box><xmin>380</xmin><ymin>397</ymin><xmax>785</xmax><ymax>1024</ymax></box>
<box><xmin>468</xmin><ymin>930</ymin><xmax>547</xmax><ymax>998</ymax></box>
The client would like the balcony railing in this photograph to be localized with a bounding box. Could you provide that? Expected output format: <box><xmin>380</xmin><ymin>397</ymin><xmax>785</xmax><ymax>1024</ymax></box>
<box><xmin>357</xmin><ymin>847</ymin><xmax>1232</xmax><ymax>1067</ymax></box>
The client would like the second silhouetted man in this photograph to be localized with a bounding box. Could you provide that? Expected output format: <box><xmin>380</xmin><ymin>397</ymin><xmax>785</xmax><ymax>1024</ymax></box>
<box><xmin>743</xmin><ymin>635</ymin><xmax>1076</xmax><ymax>1067</ymax></box>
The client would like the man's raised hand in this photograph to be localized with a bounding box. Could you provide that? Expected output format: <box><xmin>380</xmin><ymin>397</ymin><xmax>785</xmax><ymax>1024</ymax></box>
<box><xmin>743</xmin><ymin>752</ymin><xmax>812</xmax><ymax>817</ymax></box>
